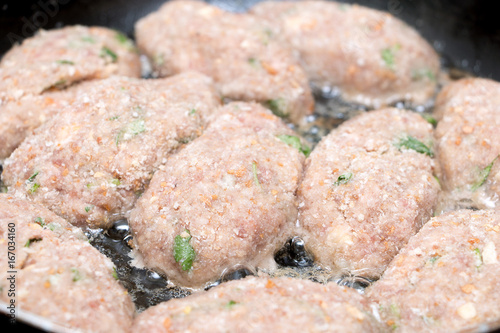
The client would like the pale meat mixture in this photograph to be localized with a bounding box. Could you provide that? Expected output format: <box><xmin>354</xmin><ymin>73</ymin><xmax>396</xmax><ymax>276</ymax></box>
<box><xmin>367</xmin><ymin>209</ymin><xmax>500</xmax><ymax>333</ymax></box>
<box><xmin>434</xmin><ymin>78</ymin><xmax>500</xmax><ymax>211</ymax></box>
<box><xmin>0</xmin><ymin>194</ymin><xmax>135</xmax><ymax>333</ymax></box>
<box><xmin>129</xmin><ymin>103</ymin><xmax>306</xmax><ymax>288</ymax></box>
<box><xmin>0</xmin><ymin>25</ymin><xmax>141</xmax><ymax>159</ymax></box>
<box><xmin>132</xmin><ymin>276</ymin><xmax>382</xmax><ymax>333</ymax></box>
<box><xmin>2</xmin><ymin>72</ymin><xmax>220</xmax><ymax>229</ymax></box>
<box><xmin>251</xmin><ymin>0</ymin><xmax>440</xmax><ymax>107</ymax></box>
<box><xmin>135</xmin><ymin>0</ymin><xmax>314</xmax><ymax>123</ymax></box>
<box><xmin>298</xmin><ymin>108</ymin><xmax>439</xmax><ymax>278</ymax></box>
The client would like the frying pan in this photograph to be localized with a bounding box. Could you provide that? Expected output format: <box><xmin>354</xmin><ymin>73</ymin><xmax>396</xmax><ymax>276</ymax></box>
<box><xmin>1</xmin><ymin>0</ymin><xmax>500</xmax><ymax>332</ymax></box>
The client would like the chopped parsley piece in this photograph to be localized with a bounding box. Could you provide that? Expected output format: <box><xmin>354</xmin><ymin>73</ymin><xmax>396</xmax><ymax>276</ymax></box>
<box><xmin>116</xmin><ymin>119</ymin><xmax>146</xmax><ymax>146</ymax></box>
<box><xmin>48</xmin><ymin>223</ymin><xmax>57</xmax><ymax>231</ymax></box>
<box><xmin>189</xmin><ymin>108</ymin><xmax>196</xmax><ymax>115</ymax></box>
<box><xmin>112</xmin><ymin>267</ymin><xmax>119</xmax><ymax>280</ymax></box>
<box><xmin>111</xmin><ymin>178</ymin><xmax>121</xmax><ymax>186</ymax></box>
<box><xmin>334</xmin><ymin>172</ymin><xmax>353</xmax><ymax>186</ymax></box>
<box><xmin>173</xmin><ymin>230</ymin><xmax>196</xmax><ymax>271</ymax></box>
<box><xmin>116</xmin><ymin>32</ymin><xmax>129</xmax><ymax>44</ymax></box>
<box><xmin>471</xmin><ymin>156</ymin><xmax>498</xmax><ymax>191</ymax></box>
<box><xmin>248</xmin><ymin>57</ymin><xmax>260</xmax><ymax>68</ymax></box>
<box><xmin>252</xmin><ymin>162</ymin><xmax>261</xmax><ymax>188</ymax></box>
<box><xmin>381</xmin><ymin>44</ymin><xmax>401</xmax><ymax>69</ymax></box>
<box><xmin>100</xmin><ymin>47</ymin><xmax>118</xmax><ymax>63</ymax></box>
<box><xmin>30</xmin><ymin>183</ymin><xmax>41</xmax><ymax>193</ymax></box>
<box><xmin>265</xmin><ymin>98</ymin><xmax>288</xmax><ymax>118</ymax></box>
<box><xmin>396</xmin><ymin>136</ymin><xmax>433</xmax><ymax>157</ymax></box>
<box><xmin>56</xmin><ymin>59</ymin><xmax>75</xmax><ymax>65</ymax></box>
<box><xmin>84</xmin><ymin>206</ymin><xmax>93</xmax><ymax>213</ymax></box>
<box><xmin>473</xmin><ymin>248</ymin><xmax>483</xmax><ymax>269</ymax></box>
<box><xmin>411</xmin><ymin>68</ymin><xmax>436</xmax><ymax>82</ymax></box>
<box><xmin>108</xmin><ymin>116</ymin><xmax>120</xmax><ymax>121</ymax></box>
<box><xmin>71</xmin><ymin>268</ymin><xmax>82</xmax><ymax>282</ymax></box>
<box><xmin>277</xmin><ymin>135</ymin><xmax>311</xmax><ymax>157</ymax></box>
<box><xmin>24</xmin><ymin>238</ymin><xmax>41</xmax><ymax>248</ymax></box>
<box><xmin>429</xmin><ymin>254</ymin><xmax>441</xmax><ymax>264</ymax></box>
<box><xmin>421</xmin><ymin>114</ymin><xmax>437</xmax><ymax>127</ymax></box>
<box><xmin>28</xmin><ymin>171</ymin><xmax>39</xmax><ymax>182</ymax></box>
<box><xmin>34</xmin><ymin>217</ymin><xmax>46</xmax><ymax>227</ymax></box>
<box><xmin>226</xmin><ymin>300</ymin><xmax>237</xmax><ymax>309</ymax></box>
<box><xmin>81</xmin><ymin>36</ymin><xmax>96</xmax><ymax>43</ymax></box>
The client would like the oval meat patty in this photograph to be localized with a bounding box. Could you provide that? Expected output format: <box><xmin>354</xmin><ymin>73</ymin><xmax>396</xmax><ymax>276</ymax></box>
<box><xmin>132</xmin><ymin>276</ymin><xmax>382</xmax><ymax>332</ymax></box>
<box><xmin>434</xmin><ymin>78</ymin><xmax>500</xmax><ymax>211</ymax></box>
<box><xmin>129</xmin><ymin>102</ymin><xmax>306</xmax><ymax>288</ymax></box>
<box><xmin>0</xmin><ymin>194</ymin><xmax>135</xmax><ymax>333</ymax></box>
<box><xmin>2</xmin><ymin>72</ymin><xmax>220</xmax><ymax>229</ymax></box>
<box><xmin>0</xmin><ymin>25</ymin><xmax>141</xmax><ymax>160</ymax></box>
<box><xmin>367</xmin><ymin>209</ymin><xmax>500</xmax><ymax>333</ymax></box>
<box><xmin>134</xmin><ymin>0</ymin><xmax>314</xmax><ymax>123</ymax></box>
<box><xmin>298</xmin><ymin>108</ymin><xmax>439</xmax><ymax>278</ymax></box>
<box><xmin>251</xmin><ymin>1</ymin><xmax>439</xmax><ymax>108</ymax></box>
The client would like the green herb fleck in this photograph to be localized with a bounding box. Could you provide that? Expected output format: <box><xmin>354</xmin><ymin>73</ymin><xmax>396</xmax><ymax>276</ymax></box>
<box><xmin>30</xmin><ymin>183</ymin><xmax>41</xmax><ymax>193</ymax></box>
<box><xmin>248</xmin><ymin>57</ymin><xmax>260</xmax><ymax>68</ymax></box>
<box><xmin>86</xmin><ymin>183</ymin><xmax>94</xmax><ymax>189</ymax></box>
<box><xmin>381</xmin><ymin>44</ymin><xmax>401</xmax><ymax>69</ymax></box>
<box><xmin>116</xmin><ymin>119</ymin><xmax>146</xmax><ymax>146</ymax></box>
<box><xmin>226</xmin><ymin>300</ymin><xmax>237</xmax><ymax>309</ymax></box>
<box><xmin>334</xmin><ymin>172</ymin><xmax>353</xmax><ymax>186</ymax></box>
<box><xmin>48</xmin><ymin>223</ymin><xmax>57</xmax><ymax>231</ymax></box>
<box><xmin>28</xmin><ymin>171</ymin><xmax>39</xmax><ymax>182</ymax></box>
<box><xmin>473</xmin><ymin>248</ymin><xmax>483</xmax><ymax>269</ymax></box>
<box><xmin>56</xmin><ymin>59</ymin><xmax>75</xmax><ymax>65</ymax></box>
<box><xmin>173</xmin><ymin>230</ymin><xmax>196</xmax><ymax>271</ymax></box>
<box><xmin>429</xmin><ymin>254</ymin><xmax>441</xmax><ymax>264</ymax></box>
<box><xmin>116</xmin><ymin>32</ymin><xmax>129</xmax><ymax>44</ymax></box>
<box><xmin>108</xmin><ymin>116</ymin><xmax>120</xmax><ymax>121</ymax></box>
<box><xmin>265</xmin><ymin>98</ymin><xmax>288</xmax><ymax>118</ymax></box>
<box><xmin>277</xmin><ymin>135</ymin><xmax>311</xmax><ymax>157</ymax></box>
<box><xmin>252</xmin><ymin>162</ymin><xmax>261</xmax><ymax>188</ymax></box>
<box><xmin>421</xmin><ymin>114</ymin><xmax>437</xmax><ymax>127</ymax></box>
<box><xmin>471</xmin><ymin>156</ymin><xmax>498</xmax><ymax>191</ymax></box>
<box><xmin>390</xmin><ymin>303</ymin><xmax>401</xmax><ymax>318</ymax></box>
<box><xmin>71</xmin><ymin>268</ymin><xmax>82</xmax><ymax>282</ymax></box>
<box><xmin>412</xmin><ymin>68</ymin><xmax>436</xmax><ymax>82</ymax></box>
<box><xmin>100</xmin><ymin>47</ymin><xmax>118</xmax><ymax>63</ymax></box>
<box><xmin>433</xmin><ymin>175</ymin><xmax>441</xmax><ymax>188</ymax></box>
<box><xmin>396</xmin><ymin>136</ymin><xmax>433</xmax><ymax>157</ymax></box>
<box><xmin>81</xmin><ymin>36</ymin><xmax>96</xmax><ymax>43</ymax></box>
<box><xmin>34</xmin><ymin>217</ymin><xmax>46</xmax><ymax>227</ymax></box>
<box><xmin>189</xmin><ymin>108</ymin><xmax>196</xmax><ymax>115</ymax></box>
<box><xmin>84</xmin><ymin>206</ymin><xmax>93</xmax><ymax>213</ymax></box>
<box><xmin>153</xmin><ymin>53</ymin><xmax>165</xmax><ymax>66</ymax></box>
<box><xmin>112</xmin><ymin>267</ymin><xmax>119</xmax><ymax>280</ymax></box>
<box><xmin>111</xmin><ymin>178</ymin><xmax>121</xmax><ymax>186</ymax></box>
<box><xmin>24</xmin><ymin>238</ymin><xmax>41</xmax><ymax>248</ymax></box>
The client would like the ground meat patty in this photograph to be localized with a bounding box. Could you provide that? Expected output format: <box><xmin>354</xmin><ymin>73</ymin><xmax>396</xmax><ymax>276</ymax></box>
<box><xmin>0</xmin><ymin>25</ymin><xmax>140</xmax><ymax>99</ymax></box>
<box><xmin>129</xmin><ymin>102</ymin><xmax>306</xmax><ymax>288</ymax></box>
<box><xmin>134</xmin><ymin>0</ymin><xmax>314</xmax><ymax>123</ymax></box>
<box><xmin>434</xmin><ymin>78</ymin><xmax>500</xmax><ymax>211</ymax></box>
<box><xmin>0</xmin><ymin>194</ymin><xmax>135</xmax><ymax>333</ymax></box>
<box><xmin>0</xmin><ymin>87</ymin><xmax>78</xmax><ymax>161</ymax></box>
<box><xmin>2</xmin><ymin>72</ymin><xmax>220</xmax><ymax>229</ymax></box>
<box><xmin>367</xmin><ymin>209</ymin><xmax>500</xmax><ymax>332</ymax></box>
<box><xmin>251</xmin><ymin>1</ymin><xmax>440</xmax><ymax>108</ymax></box>
<box><xmin>0</xmin><ymin>25</ymin><xmax>141</xmax><ymax>159</ymax></box>
<box><xmin>298</xmin><ymin>108</ymin><xmax>439</xmax><ymax>278</ymax></box>
<box><xmin>132</xmin><ymin>276</ymin><xmax>382</xmax><ymax>332</ymax></box>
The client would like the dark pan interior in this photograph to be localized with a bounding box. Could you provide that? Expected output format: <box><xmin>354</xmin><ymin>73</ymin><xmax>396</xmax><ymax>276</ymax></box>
<box><xmin>1</xmin><ymin>0</ymin><xmax>500</xmax><ymax>332</ymax></box>
<box><xmin>1</xmin><ymin>0</ymin><xmax>500</xmax><ymax>79</ymax></box>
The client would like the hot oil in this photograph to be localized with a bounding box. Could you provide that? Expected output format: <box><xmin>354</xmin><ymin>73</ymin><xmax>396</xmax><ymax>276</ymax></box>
<box><xmin>1</xmin><ymin>65</ymin><xmax>472</xmax><ymax>313</ymax></box>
